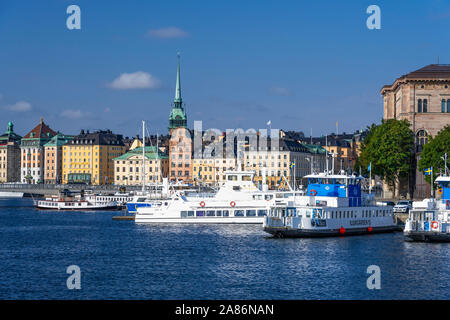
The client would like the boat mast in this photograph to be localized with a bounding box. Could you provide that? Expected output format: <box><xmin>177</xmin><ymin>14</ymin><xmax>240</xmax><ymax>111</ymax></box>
<box><xmin>142</xmin><ymin>120</ymin><xmax>146</xmax><ymax>192</ymax></box>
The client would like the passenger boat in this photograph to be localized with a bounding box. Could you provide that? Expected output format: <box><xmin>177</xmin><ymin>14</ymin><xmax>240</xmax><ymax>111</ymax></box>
<box><xmin>35</xmin><ymin>192</ymin><xmax>119</xmax><ymax>210</ymax></box>
<box><xmin>135</xmin><ymin>170</ymin><xmax>304</xmax><ymax>224</ymax></box>
<box><xmin>263</xmin><ymin>171</ymin><xmax>400</xmax><ymax>237</ymax></box>
<box><xmin>404</xmin><ymin>174</ymin><xmax>450</xmax><ymax>242</ymax></box>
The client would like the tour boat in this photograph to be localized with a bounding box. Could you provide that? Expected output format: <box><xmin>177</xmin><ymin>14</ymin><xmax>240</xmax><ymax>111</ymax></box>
<box><xmin>263</xmin><ymin>171</ymin><xmax>400</xmax><ymax>237</ymax></box>
<box><xmin>404</xmin><ymin>175</ymin><xmax>450</xmax><ymax>242</ymax></box>
<box><xmin>134</xmin><ymin>170</ymin><xmax>304</xmax><ymax>224</ymax></box>
<box><xmin>35</xmin><ymin>192</ymin><xmax>119</xmax><ymax>210</ymax></box>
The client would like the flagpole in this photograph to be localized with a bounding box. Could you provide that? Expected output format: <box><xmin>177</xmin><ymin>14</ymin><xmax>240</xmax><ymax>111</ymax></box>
<box><xmin>431</xmin><ymin>166</ymin><xmax>433</xmax><ymax>198</ymax></box>
<box><xmin>369</xmin><ymin>162</ymin><xmax>372</xmax><ymax>195</ymax></box>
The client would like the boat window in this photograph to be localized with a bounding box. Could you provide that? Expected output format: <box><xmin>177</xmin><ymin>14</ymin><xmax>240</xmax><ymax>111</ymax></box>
<box><xmin>181</xmin><ymin>211</ymin><xmax>187</xmax><ymax>218</ymax></box>
<box><xmin>284</xmin><ymin>193</ymin><xmax>293</xmax><ymax>198</ymax></box>
<box><xmin>305</xmin><ymin>209</ymin><xmax>311</xmax><ymax>218</ymax></box>
<box><xmin>234</xmin><ymin>210</ymin><xmax>244</xmax><ymax>217</ymax></box>
<box><xmin>206</xmin><ymin>210</ymin><xmax>215</xmax><ymax>217</ymax></box>
<box><xmin>196</xmin><ymin>211</ymin><xmax>205</xmax><ymax>217</ymax></box>
<box><xmin>216</xmin><ymin>210</ymin><xmax>222</xmax><ymax>217</ymax></box>
<box><xmin>137</xmin><ymin>198</ymin><xmax>146</xmax><ymax>202</ymax></box>
<box><xmin>242</xmin><ymin>175</ymin><xmax>252</xmax><ymax>181</ymax></box>
<box><xmin>276</xmin><ymin>193</ymin><xmax>284</xmax><ymax>199</ymax></box>
<box><xmin>265</xmin><ymin>195</ymin><xmax>273</xmax><ymax>200</ymax></box>
<box><xmin>246</xmin><ymin>210</ymin><xmax>256</xmax><ymax>216</ymax></box>
<box><xmin>287</xmin><ymin>208</ymin><xmax>296</xmax><ymax>216</ymax></box>
<box><xmin>223</xmin><ymin>210</ymin><xmax>230</xmax><ymax>217</ymax></box>
<box><xmin>227</xmin><ymin>175</ymin><xmax>238</xmax><ymax>181</ymax></box>
<box><xmin>188</xmin><ymin>211</ymin><xmax>195</xmax><ymax>217</ymax></box>
<box><xmin>257</xmin><ymin>210</ymin><xmax>267</xmax><ymax>217</ymax></box>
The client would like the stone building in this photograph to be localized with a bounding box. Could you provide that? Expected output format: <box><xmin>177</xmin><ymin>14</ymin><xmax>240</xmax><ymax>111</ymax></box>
<box><xmin>43</xmin><ymin>133</ymin><xmax>74</xmax><ymax>184</ymax></box>
<box><xmin>20</xmin><ymin>118</ymin><xmax>57</xmax><ymax>184</ymax></box>
<box><xmin>381</xmin><ymin>64</ymin><xmax>450</xmax><ymax>198</ymax></box>
<box><xmin>0</xmin><ymin>122</ymin><xmax>22</xmax><ymax>183</ymax></box>
<box><xmin>113</xmin><ymin>146</ymin><xmax>169</xmax><ymax>185</ymax></box>
<box><xmin>168</xmin><ymin>53</ymin><xmax>192</xmax><ymax>183</ymax></box>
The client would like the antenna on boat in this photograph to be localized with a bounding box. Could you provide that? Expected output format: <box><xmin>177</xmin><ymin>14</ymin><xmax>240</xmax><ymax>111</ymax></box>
<box><xmin>142</xmin><ymin>120</ymin><xmax>146</xmax><ymax>193</ymax></box>
<box><xmin>325</xmin><ymin>134</ymin><xmax>329</xmax><ymax>175</ymax></box>
<box><xmin>442</xmin><ymin>153</ymin><xmax>448</xmax><ymax>176</ymax></box>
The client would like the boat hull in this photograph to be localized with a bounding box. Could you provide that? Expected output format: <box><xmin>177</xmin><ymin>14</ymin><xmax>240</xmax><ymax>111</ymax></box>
<box><xmin>36</xmin><ymin>205</ymin><xmax>119</xmax><ymax>211</ymax></box>
<box><xmin>135</xmin><ymin>216</ymin><xmax>264</xmax><ymax>224</ymax></box>
<box><xmin>404</xmin><ymin>231</ymin><xmax>450</xmax><ymax>242</ymax></box>
<box><xmin>264</xmin><ymin>225</ymin><xmax>402</xmax><ymax>238</ymax></box>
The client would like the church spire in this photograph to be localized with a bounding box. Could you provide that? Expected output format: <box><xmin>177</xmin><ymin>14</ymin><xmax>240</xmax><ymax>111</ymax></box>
<box><xmin>174</xmin><ymin>51</ymin><xmax>182</xmax><ymax>108</ymax></box>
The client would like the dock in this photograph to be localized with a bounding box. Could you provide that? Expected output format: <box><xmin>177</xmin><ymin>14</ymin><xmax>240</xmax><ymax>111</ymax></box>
<box><xmin>112</xmin><ymin>215</ymin><xmax>135</xmax><ymax>221</ymax></box>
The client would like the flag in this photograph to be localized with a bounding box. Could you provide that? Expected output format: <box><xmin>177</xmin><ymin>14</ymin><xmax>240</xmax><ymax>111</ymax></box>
<box><xmin>267</xmin><ymin>120</ymin><xmax>271</xmax><ymax>126</ymax></box>
<box><xmin>368</xmin><ymin>162</ymin><xmax>371</xmax><ymax>172</ymax></box>
<box><xmin>424</xmin><ymin>167</ymin><xmax>432</xmax><ymax>176</ymax></box>
<box><xmin>290</xmin><ymin>161</ymin><xmax>295</xmax><ymax>169</ymax></box>
<box><xmin>278</xmin><ymin>176</ymin><xmax>283</xmax><ymax>183</ymax></box>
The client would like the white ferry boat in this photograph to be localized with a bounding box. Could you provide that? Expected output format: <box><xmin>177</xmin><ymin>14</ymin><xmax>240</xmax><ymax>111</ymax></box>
<box><xmin>135</xmin><ymin>170</ymin><xmax>303</xmax><ymax>224</ymax></box>
<box><xmin>404</xmin><ymin>175</ymin><xmax>450</xmax><ymax>242</ymax></box>
<box><xmin>263</xmin><ymin>171</ymin><xmax>400</xmax><ymax>237</ymax></box>
<box><xmin>35</xmin><ymin>192</ymin><xmax>119</xmax><ymax>210</ymax></box>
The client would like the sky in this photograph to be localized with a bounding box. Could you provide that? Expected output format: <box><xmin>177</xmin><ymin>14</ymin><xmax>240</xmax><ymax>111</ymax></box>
<box><xmin>1</xmin><ymin>0</ymin><xmax>450</xmax><ymax>138</ymax></box>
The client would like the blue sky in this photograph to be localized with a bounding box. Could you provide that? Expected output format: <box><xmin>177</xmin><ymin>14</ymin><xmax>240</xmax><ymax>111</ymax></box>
<box><xmin>1</xmin><ymin>0</ymin><xmax>449</xmax><ymax>138</ymax></box>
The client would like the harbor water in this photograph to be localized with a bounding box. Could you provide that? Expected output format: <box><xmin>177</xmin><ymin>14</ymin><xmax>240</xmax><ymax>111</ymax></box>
<box><xmin>0</xmin><ymin>198</ymin><xmax>448</xmax><ymax>300</ymax></box>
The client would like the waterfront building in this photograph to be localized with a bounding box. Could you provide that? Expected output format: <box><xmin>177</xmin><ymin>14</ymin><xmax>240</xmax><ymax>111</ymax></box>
<box><xmin>243</xmin><ymin>137</ymin><xmax>326</xmax><ymax>189</ymax></box>
<box><xmin>168</xmin><ymin>53</ymin><xmax>192</xmax><ymax>183</ymax></box>
<box><xmin>62</xmin><ymin>129</ymin><xmax>126</xmax><ymax>185</ymax></box>
<box><xmin>20</xmin><ymin>118</ymin><xmax>57</xmax><ymax>184</ymax></box>
<box><xmin>113</xmin><ymin>146</ymin><xmax>169</xmax><ymax>185</ymax></box>
<box><xmin>381</xmin><ymin>64</ymin><xmax>450</xmax><ymax>198</ymax></box>
<box><xmin>0</xmin><ymin>122</ymin><xmax>22</xmax><ymax>183</ymax></box>
<box><xmin>192</xmin><ymin>157</ymin><xmax>237</xmax><ymax>186</ymax></box>
<box><xmin>43</xmin><ymin>133</ymin><xmax>74</xmax><ymax>184</ymax></box>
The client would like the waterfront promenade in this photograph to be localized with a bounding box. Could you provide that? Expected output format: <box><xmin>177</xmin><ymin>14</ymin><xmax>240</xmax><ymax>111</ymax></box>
<box><xmin>0</xmin><ymin>183</ymin><xmax>142</xmax><ymax>196</ymax></box>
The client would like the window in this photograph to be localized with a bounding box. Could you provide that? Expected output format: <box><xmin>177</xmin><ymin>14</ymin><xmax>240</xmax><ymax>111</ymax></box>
<box><xmin>206</xmin><ymin>210</ymin><xmax>215</xmax><ymax>217</ymax></box>
<box><xmin>418</xmin><ymin>99</ymin><xmax>422</xmax><ymax>113</ymax></box>
<box><xmin>442</xmin><ymin>99</ymin><xmax>446</xmax><ymax>113</ymax></box>
<box><xmin>223</xmin><ymin>210</ymin><xmax>229</xmax><ymax>217</ymax></box>
<box><xmin>246</xmin><ymin>210</ymin><xmax>256</xmax><ymax>217</ymax></box>
<box><xmin>416</xmin><ymin>130</ymin><xmax>428</xmax><ymax>145</ymax></box>
<box><xmin>234</xmin><ymin>210</ymin><xmax>244</xmax><ymax>217</ymax></box>
<box><xmin>216</xmin><ymin>210</ymin><xmax>222</xmax><ymax>217</ymax></box>
<box><xmin>448</xmin><ymin>99</ymin><xmax>450</xmax><ymax>113</ymax></box>
<box><xmin>196</xmin><ymin>211</ymin><xmax>205</xmax><ymax>217</ymax></box>
<box><xmin>257</xmin><ymin>210</ymin><xmax>267</xmax><ymax>217</ymax></box>
<box><xmin>423</xmin><ymin>99</ymin><xmax>428</xmax><ymax>112</ymax></box>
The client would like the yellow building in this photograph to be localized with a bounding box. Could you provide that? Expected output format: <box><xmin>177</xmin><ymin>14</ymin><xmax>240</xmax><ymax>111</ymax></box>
<box><xmin>192</xmin><ymin>157</ymin><xmax>236</xmax><ymax>186</ymax></box>
<box><xmin>62</xmin><ymin>129</ymin><xmax>125</xmax><ymax>185</ymax></box>
<box><xmin>113</xmin><ymin>146</ymin><xmax>169</xmax><ymax>185</ymax></box>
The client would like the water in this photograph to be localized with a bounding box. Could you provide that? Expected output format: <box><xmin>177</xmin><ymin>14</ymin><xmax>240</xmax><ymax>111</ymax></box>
<box><xmin>0</xmin><ymin>198</ymin><xmax>448</xmax><ymax>300</ymax></box>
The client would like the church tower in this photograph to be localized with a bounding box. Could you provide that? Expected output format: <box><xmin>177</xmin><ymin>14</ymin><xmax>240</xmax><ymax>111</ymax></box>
<box><xmin>169</xmin><ymin>52</ymin><xmax>187</xmax><ymax>132</ymax></box>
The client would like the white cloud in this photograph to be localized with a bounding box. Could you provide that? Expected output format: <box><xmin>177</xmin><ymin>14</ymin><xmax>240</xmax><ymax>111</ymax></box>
<box><xmin>269</xmin><ymin>87</ymin><xmax>292</xmax><ymax>96</ymax></box>
<box><xmin>4</xmin><ymin>101</ymin><xmax>32</xmax><ymax>112</ymax></box>
<box><xmin>147</xmin><ymin>27</ymin><xmax>189</xmax><ymax>39</ymax></box>
<box><xmin>109</xmin><ymin>71</ymin><xmax>161</xmax><ymax>90</ymax></box>
<box><xmin>61</xmin><ymin>109</ymin><xmax>90</xmax><ymax>119</ymax></box>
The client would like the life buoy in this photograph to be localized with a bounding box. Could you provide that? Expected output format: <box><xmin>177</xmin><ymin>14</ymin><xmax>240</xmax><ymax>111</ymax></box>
<box><xmin>230</xmin><ymin>201</ymin><xmax>236</xmax><ymax>207</ymax></box>
<box><xmin>367</xmin><ymin>226</ymin><xmax>373</xmax><ymax>232</ymax></box>
<box><xmin>339</xmin><ymin>227</ymin><xmax>346</xmax><ymax>234</ymax></box>
<box><xmin>309</xmin><ymin>189</ymin><xmax>317</xmax><ymax>196</ymax></box>
<box><xmin>431</xmin><ymin>221</ymin><xmax>439</xmax><ymax>230</ymax></box>
<box><xmin>437</xmin><ymin>188</ymin><xmax>443</xmax><ymax>195</ymax></box>
<box><xmin>199</xmin><ymin>201</ymin><xmax>205</xmax><ymax>207</ymax></box>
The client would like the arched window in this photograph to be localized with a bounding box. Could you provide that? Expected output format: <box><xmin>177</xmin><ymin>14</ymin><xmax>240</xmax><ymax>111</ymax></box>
<box><xmin>418</xmin><ymin>99</ymin><xmax>422</xmax><ymax>113</ymax></box>
<box><xmin>423</xmin><ymin>99</ymin><xmax>428</xmax><ymax>112</ymax></box>
<box><xmin>416</xmin><ymin>130</ymin><xmax>428</xmax><ymax>145</ymax></box>
<box><xmin>442</xmin><ymin>99</ymin><xmax>446</xmax><ymax>113</ymax></box>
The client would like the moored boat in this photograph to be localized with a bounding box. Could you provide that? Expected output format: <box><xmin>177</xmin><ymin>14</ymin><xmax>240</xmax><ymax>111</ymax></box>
<box><xmin>263</xmin><ymin>171</ymin><xmax>401</xmax><ymax>237</ymax></box>
<box><xmin>35</xmin><ymin>192</ymin><xmax>119</xmax><ymax>210</ymax></box>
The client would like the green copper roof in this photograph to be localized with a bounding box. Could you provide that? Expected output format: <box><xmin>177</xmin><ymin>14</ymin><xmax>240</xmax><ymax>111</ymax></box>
<box><xmin>169</xmin><ymin>52</ymin><xmax>187</xmax><ymax>130</ymax></box>
<box><xmin>113</xmin><ymin>146</ymin><xmax>168</xmax><ymax>161</ymax></box>
<box><xmin>302</xmin><ymin>144</ymin><xmax>327</xmax><ymax>154</ymax></box>
<box><xmin>44</xmin><ymin>133</ymin><xmax>74</xmax><ymax>147</ymax></box>
<box><xmin>0</xmin><ymin>121</ymin><xmax>22</xmax><ymax>142</ymax></box>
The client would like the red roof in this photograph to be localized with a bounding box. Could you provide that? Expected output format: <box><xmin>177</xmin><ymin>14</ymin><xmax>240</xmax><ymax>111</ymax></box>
<box><xmin>23</xmin><ymin>118</ymin><xmax>57</xmax><ymax>139</ymax></box>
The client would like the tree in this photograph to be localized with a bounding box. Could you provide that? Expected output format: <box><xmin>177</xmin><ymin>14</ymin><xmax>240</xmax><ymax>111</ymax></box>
<box><xmin>357</xmin><ymin>119</ymin><xmax>414</xmax><ymax>196</ymax></box>
<box><xmin>418</xmin><ymin>125</ymin><xmax>450</xmax><ymax>184</ymax></box>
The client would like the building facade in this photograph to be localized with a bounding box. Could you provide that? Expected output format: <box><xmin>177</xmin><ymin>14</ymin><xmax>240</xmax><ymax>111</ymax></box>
<box><xmin>20</xmin><ymin>118</ymin><xmax>57</xmax><ymax>184</ymax></box>
<box><xmin>381</xmin><ymin>64</ymin><xmax>450</xmax><ymax>198</ymax></box>
<box><xmin>43</xmin><ymin>134</ymin><xmax>74</xmax><ymax>184</ymax></box>
<box><xmin>62</xmin><ymin>130</ymin><xmax>125</xmax><ymax>185</ymax></box>
<box><xmin>168</xmin><ymin>53</ymin><xmax>192</xmax><ymax>183</ymax></box>
<box><xmin>192</xmin><ymin>157</ymin><xmax>237</xmax><ymax>186</ymax></box>
<box><xmin>0</xmin><ymin>122</ymin><xmax>22</xmax><ymax>183</ymax></box>
<box><xmin>113</xmin><ymin>146</ymin><xmax>169</xmax><ymax>185</ymax></box>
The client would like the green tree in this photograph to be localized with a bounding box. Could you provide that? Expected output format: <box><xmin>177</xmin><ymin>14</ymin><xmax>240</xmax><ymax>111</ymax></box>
<box><xmin>357</xmin><ymin>119</ymin><xmax>414</xmax><ymax>196</ymax></box>
<box><xmin>418</xmin><ymin>125</ymin><xmax>450</xmax><ymax>184</ymax></box>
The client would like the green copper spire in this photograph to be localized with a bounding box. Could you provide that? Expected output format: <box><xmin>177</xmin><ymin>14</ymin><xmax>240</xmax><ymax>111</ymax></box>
<box><xmin>169</xmin><ymin>51</ymin><xmax>187</xmax><ymax>130</ymax></box>
<box><xmin>174</xmin><ymin>51</ymin><xmax>182</xmax><ymax>106</ymax></box>
<box><xmin>7</xmin><ymin>121</ymin><xmax>13</xmax><ymax>134</ymax></box>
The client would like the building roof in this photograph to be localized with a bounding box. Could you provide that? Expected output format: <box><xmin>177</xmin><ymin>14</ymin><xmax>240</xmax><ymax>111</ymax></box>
<box><xmin>381</xmin><ymin>64</ymin><xmax>450</xmax><ymax>93</ymax></box>
<box><xmin>69</xmin><ymin>129</ymin><xmax>124</xmax><ymax>146</ymax></box>
<box><xmin>0</xmin><ymin>121</ymin><xmax>21</xmax><ymax>145</ymax></box>
<box><xmin>113</xmin><ymin>146</ymin><xmax>168</xmax><ymax>161</ymax></box>
<box><xmin>44</xmin><ymin>133</ymin><xmax>74</xmax><ymax>147</ymax></box>
<box><xmin>22</xmin><ymin>118</ymin><xmax>56</xmax><ymax>140</ymax></box>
